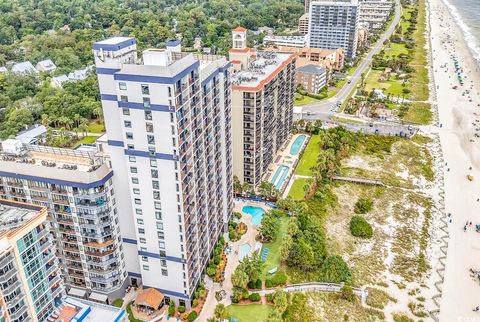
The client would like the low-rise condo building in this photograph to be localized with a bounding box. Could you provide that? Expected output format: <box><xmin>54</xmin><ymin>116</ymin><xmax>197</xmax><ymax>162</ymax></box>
<box><xmin>0</xmin><ymin>199</ymin><xmax>64</xmax><ymax>322</ymax></box>
<box><xmin>358</xmin><ymin>0</ymin><xmax>393</xmax><ymax>29</ymax></box>
<box><xmin>0</xmin><ymin>139</ymin><xmax>127</xmax><ymax>301</ymax></box>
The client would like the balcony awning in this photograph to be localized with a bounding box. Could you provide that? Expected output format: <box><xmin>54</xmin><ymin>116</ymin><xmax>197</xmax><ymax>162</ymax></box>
<box><xmin>67</xmin><ymin>287</ymin><xmax>86</xmax><ymax>298</ymax></box>
<box><xmin>89</xmin><ymin>292</ymin><xmax>109</xmax><ymax>303</ymax></box>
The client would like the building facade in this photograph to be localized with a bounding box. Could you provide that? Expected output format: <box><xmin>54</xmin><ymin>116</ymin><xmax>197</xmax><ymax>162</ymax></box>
<box><xmin>358</xmin><ymin>0</ymin><xmax>393</xmax><ymax>29</ymax></box>
<box><xmin>308</xmin><ymin>0</ymin><xmax>360</xmax><ymax>58</ymax></box>
<box><xmin>0</xmin><ymin>141</ymin><xmax>127</xmax><ymax>302</ymax></box>
<box><xmin>296</xmin><ymin>64</ymin><xmax>327</xmax><ymax>93</ymax></box>
<box><xmin>0</xmin><ymin>199</ymin><xmax>64</xmax><ymax>322</ymax></box>
<box><xmin>93</xmin><ymin>37</ymin><xmax>233</xmax><ymax>307</ymax></box>
<box><xmin>263</xmin><ymin>35</ymin><xmax>307</xmax><ymax>48</ymax></box>
<box><xmin>299</xmin><ymin>13</ymin><xmax>309</xmax><ymax>35</ymax></box>
<box><xmin>229</xmin><ymin>28</ymin><xmax>296</xmax><ymax>186</ymax></box>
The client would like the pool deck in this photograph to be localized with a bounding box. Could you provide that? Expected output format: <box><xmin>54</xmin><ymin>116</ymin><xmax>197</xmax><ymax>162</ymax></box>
<box><xmin>197</xmin><ymin>200</ymin><xmax>272</xmax><ymax>321</ymax></box>
<box><xmin>262</xmin><ymin>133</ymin><xmax>310</xmax><ymax>194</ymax></box>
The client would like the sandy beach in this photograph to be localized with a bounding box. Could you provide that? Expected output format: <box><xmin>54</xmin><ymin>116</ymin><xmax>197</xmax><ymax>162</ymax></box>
<box><xmin>426</xmin><ymin>0</ymin><xmax>480</xmax><ymax>319</ymax></box>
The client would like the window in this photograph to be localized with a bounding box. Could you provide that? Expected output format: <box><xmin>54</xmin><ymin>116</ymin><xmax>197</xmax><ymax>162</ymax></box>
<box><xmin>151</xmin><ymin>169</ymin><xmax>158</xmax><ymax>178</ymax></box>
<box><xmin>126</xmin><ymin>132</ymin><xmax>133</xmax><ymax>140</ymax></box>
<box><xmin>161</xmin><ymin>269</ymin><xmax>168</xmax><ymax>276</ymax></box>
<box><xmin>137</xmin><ymin>219</ymin><xmax>144</xmax><ymax>225</ymax></box>
<box><xmin>122</xmin><ymin>108</ymin><xmax>130</xmax><ymax>115</ymax></box>
<box><xmin>130</xmin><ymin>167</ymin><xmax>137</xmax><ymax>173</ymax></box>
<box><xmin>145</xmin><ymin>111</ymin><xmax>152</xmax><ymax>120</ymax></box>
<box><xmin>134</xmin><ymin>198</ymin><xmax>141</xmax><ymax>205</ymax></box>
<box><xmin>146</xmin><ymin>123</ymin><xmax>154</xmax><ymax>133</ymax></box>
<box><xmin>157</xmin><ymin>231</ymin><xmax>164</xmax><ymax>240</ymax></box>
<box><xmin>150</xmin><ymin>159</ymin><xmax>157</xmax><ymax>168</ymax></box>
<box><xmin>142</xmin><ymin>256</ymin><xmax>148</xmax><ymax>262</ymax></box>
<box><xmin>129</xmin><ymin>156</ymin><xmax>136</xmax><ymax>162</ymax></box>
<box><xmin>121</xmin><ymin>95</ymin><xmax>128</xmax><ymax>102</ymax></box>
<box><xmin>132</xmin><ymin>177</ymin><xmax>139</xmax><ymax>184</ymax></box>
<box><xmin>160</xmin><ymin>259</ymin><xmax>167</xmax><ymax>267</ymax></box>
<box><xmin>127</xmin><ymin>144</ymin><xmax>135</xmax><ymax>150</ymax></box>
<box><xmin>143</xmin><ymin>97</ymin><xmax>151</xmax><ymax>108</ymax></box>
<box><xmin>153</xmin><ymin>191</ymin><xmax>160</xmax><ymax>200</ymax></box>
<box><xmin>156</xmin><ymin>222</ymin><xmax>164</xmax><ymax>230</ymax></box>
<box><xmin>152</xmin><ymin>181</ymin><xmax>159</xmax><ymax>190</ymax></box>
<box><xmin>155</xmin><ymin>211</ymin><xmax>162</xmax><ymax>220</ymax></box>
<box><xmin>124</xmin><ymin>120</ymin><xmax>132</xmax><ymax>128</ymax></box>
<box><xmin>135</xmin><ymin>209</ymin><xmax>142</xmax><ymax>215</ymax></box>
<box><xmin>133</xmin><ymin>188</ymin><xmax>140</xmax><ymax>195</ymax></box>
<box><xmin>143</xmin><ymin>265</ymin><xmax>149</xmax><ymax>271</ymax></box>
<box><xmin>140</xmin><ymin>238</ymin><xmax>146</xmax><ymax>244</ymax></box>
<box><xmin>119</xmin><ymin>82</ymin><xmax>127</xmax><ymax>90</ymax></box>
<box><xmin>168</xmin><ymin>87</ymin><xmax>172</xmax><ymax>97</ymax></box>
<box><xmin>154</xmin><ymin>202</ymin><xmax>161</xmax><ymax>210</ymax></box>
<box><xmin>138</xmin><ymin>228</ymin><xmax>145</xmax><ymax>234</ymax></box>
<box><xmin>147</xmin><ymin>135</ymin><xmax>155</xmax><ymax>145</ymax></box>
<box><xmin>159</xmin><ymin>250</ymin><xmax>166</xmax><ymax>257</ymax></box>
<box><xmin>159</xmin><ymin>241</ymin><xmax>165</xmax><ymax>249</ymax></box>
<box><xmin>141</xmin><ymin>84</ymin><xmax>150</xmax><ymax>95</ymax></box>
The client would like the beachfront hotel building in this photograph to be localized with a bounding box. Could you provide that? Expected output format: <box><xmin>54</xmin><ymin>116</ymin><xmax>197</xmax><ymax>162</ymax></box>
<box><xmin>0</xmin><ymin>199</ymin><xmax>64</xmax><ymax>322</ymax></box>
<box><xmin>93</xmin><ymin>37</ymin><xmax>233</xmax><ymax>307</ymax></box>
<box><xmin>358</xmin><ymin>0</ymin><xmax>393</xmax><ymax>29</ymax></box>
<box><xmin>307</xmin><ymin>0</ymin><xmax>360</xmax><ymax>58</ymax></box>
<box><xmin>229</xmin><ymin>27</ymin><xmax>296</xmax><ymax>186</ymax></box>
<box><xmin>0</xmin><ymin>140</ymin><xmax>127</xmax><ymax>302</ymax></box>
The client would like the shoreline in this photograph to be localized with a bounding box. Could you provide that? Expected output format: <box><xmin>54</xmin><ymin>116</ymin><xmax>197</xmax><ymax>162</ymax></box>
<box><xmin>426</xmin><ymin>0</ymin><xmax>480</xmax><ymax>319</ymax></box>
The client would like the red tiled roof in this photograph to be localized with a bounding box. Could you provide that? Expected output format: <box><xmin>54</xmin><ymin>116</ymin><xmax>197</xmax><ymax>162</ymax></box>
<box><xmin>232</xmin><ymin>26</ymin><xmax>247</xmax><ymax>32</ymax></box>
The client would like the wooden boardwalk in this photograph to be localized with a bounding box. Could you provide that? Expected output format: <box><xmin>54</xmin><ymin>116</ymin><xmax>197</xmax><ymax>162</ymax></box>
<box><xmin>332</xmin><ymin>175</ymin><xmax>385</xmax><ymax>186</ymax></box>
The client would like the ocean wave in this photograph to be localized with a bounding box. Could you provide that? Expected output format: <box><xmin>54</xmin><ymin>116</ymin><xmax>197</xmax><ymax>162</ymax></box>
<box><xmin>442</xmin><ymin>0</ymin><xmax>480</xmax><ymax>62</ymax></box>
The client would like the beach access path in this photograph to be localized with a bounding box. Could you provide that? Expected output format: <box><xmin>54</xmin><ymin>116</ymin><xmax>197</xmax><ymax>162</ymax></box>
<box><xmin>427</xmin><ymin>0</ymin><xmax>480</xmax><ymax>319</ymax></box>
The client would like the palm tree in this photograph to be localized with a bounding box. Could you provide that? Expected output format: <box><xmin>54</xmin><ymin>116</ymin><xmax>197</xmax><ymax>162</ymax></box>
<box><xmin>214</xmin><ymin>304</ymin><xmax>228</xmax><ymax>320</ymax></box>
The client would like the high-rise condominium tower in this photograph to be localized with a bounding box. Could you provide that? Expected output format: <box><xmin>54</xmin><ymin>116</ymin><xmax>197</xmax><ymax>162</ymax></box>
<box><xmin>93</xmin><ymin>37</ymin><xmax>233</xmax><ymax>307</ymax></box>
<box><xmin>308</xmin><ymin>0</ymin><xmax>360</xmax><ymax>58</ymax></box>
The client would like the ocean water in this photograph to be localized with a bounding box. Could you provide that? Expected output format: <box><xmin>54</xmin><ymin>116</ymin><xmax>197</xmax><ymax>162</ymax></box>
<box><xmin>443</xmin><ymin>0</ymin><xmax>480</xmax><ymax>61</ymax></box>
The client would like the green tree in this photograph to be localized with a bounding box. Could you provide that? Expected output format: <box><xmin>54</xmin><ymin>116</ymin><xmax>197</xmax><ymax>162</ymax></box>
<box><xmin>214</xmin><ymin>304</ymin><xmax>228</xmax><ymax>320</ymax></box>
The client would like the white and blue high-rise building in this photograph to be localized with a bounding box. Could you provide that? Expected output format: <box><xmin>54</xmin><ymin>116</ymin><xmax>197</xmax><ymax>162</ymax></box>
<box><xmin>93</xmin><ymin>37</ymin><xmax>233</xmax><ymax>307</ymax></box>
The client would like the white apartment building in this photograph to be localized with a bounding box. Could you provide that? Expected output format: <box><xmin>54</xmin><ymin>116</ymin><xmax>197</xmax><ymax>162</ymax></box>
<box><xmin>0</xmin><ymin>200</ymin><xmax>64</xmax><ymax>322</ymax></box>
<box><xmin>308</xmin><ymin>0</ymin><xmax>360</xmax><ymax>58</ymax></box>
<box><xmin>0</xmin><ymin>140</ymin><xmax>127</xmax><ymax>302</ymax></box>
<box><xmin>358</xmin><ymin>0</ymin><xmax>393</xmax><ymax>29</ymax></box>
<box><xmin>93</xmin><ymin>37</ymin><xmax>233</xmax><ymax>307</ymax></box>
<box><xmin>263</xmin><ymin>35</ymin><xmax>307</xmax><ymax>48</ymax></box>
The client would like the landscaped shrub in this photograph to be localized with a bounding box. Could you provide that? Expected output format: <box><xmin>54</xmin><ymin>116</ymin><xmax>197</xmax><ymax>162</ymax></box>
<box><xmin>320</xmin><ymin>255</ymin><xmax>351</xmax><ymax>283</ymax></box>
<box><xmin>354</xmin><ymin>197</ymin><xmax>373</xmax><ymax>214</ymax></box>
<box><xmin>168</xmin><ymin>301</ymin><xmax>175</xmax><ymax>316</ymax></box>
<box><xmin>192</xmin><ymin>299</ymin><xmax>199</xmax><ymax>307</ymax></box>
<box><xmin>255</xmin><ymin>278</ymin><xmax>262</xmax><ymax>289</ymax></box>
<box><xmin>265</xmin><ymin>271</ymin><xmax>287</xmax><ymax>288</ymax></box>
<box><xmin>187</xmin><ymin>311</ymin><xmax>198</xmax><ymax>322</ymax></box>
<box><xmin>350</xmin><ymin>215</ymin><xmax>373</xmax><ymax>238</ymax></box>
<box><xmin>247</xmin><ymin>279</ymin><xmax>262</xmax><ymax>289</ymax></box>
<box><xmin>178</xmin><ymin>306</ymin><xmax>186</xmax><ymax>313</ymax></box>
<box><xmin>249</xmin><ymin>293</ymin><xmax>261</xmax><ymax>302</ymax></box>
<box><xmin>266</xmin><ymin>293</ymin><xmax>274</xmax><ymax>302</ymax></box>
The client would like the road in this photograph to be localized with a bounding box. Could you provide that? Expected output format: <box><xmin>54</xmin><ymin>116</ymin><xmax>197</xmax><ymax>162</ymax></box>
<box><xmin>301</xmin><ymin>0</ymin><xmax>402</xmax><ymax>115</ymax></box>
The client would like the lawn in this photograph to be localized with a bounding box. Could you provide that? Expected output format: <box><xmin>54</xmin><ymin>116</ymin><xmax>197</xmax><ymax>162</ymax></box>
<box><xmin>261</xmin><ymin>215</ymin><xmax>290</xmax><ymax>279</ymax></box>
<box><xmin>295</xmin><ymin>135</ymin><xmax>320</xmax><ymax>176</ymax></box>
<box><xmin>328</xmin><ymin>79</ymin><xmax>347</xmax><ymax>98</ymax></box>
<box><xmin>71</xmin><ymin>135</ymin><xmax>98</xmax><ymax>148</ymax></box>
<box><xmin>364</xmin><ymin>69</ymin><xmax>405</xmax><ymax>97</ymax></box>
<box><xmin>87</xmin><ymin>121</ymin><xmax>105</xmax><ymax>133</ymax></box>
<box><xmin>402</xmin><ymin>102</ymin><xmax>432</xmax><ymax>125</ymax></box>
<box><xmin>385</xmin><ymin>43</ymin><xmax>409</xmax><ymax>57</ymax></box>
<box><xmin>288</xmin><ymin>178</ymin><xmax>309</xmax><ymax>200</ymax></box>
<box><xmin>126</xmin><ymin>303</ymin><xmax>142</xmax><ymax>322</ymax></box>
<box><xmin>226</xmin><ymin>304</ymin><xmax>273</xmax><ymax>322</ymax></box>
<box><xmin>409</xmin><ymin>0</ymin><xmax>429</xmax><ymax>101</ymax></box>
<box><xmin>112</xmin><ymin>299</ymin><xmax>123</xmax><ymax>308</ymax></box>
<box><xmin>294</xmin><ymin>93</ymin><xmax>323</xmax><ymax>106</ymax></box>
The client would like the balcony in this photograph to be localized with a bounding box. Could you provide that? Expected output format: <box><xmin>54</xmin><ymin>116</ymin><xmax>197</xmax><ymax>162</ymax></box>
<box><xmin>84</xmin><ymin>247</ymin><xmax>116</xmax><ymax>257</ymax></box>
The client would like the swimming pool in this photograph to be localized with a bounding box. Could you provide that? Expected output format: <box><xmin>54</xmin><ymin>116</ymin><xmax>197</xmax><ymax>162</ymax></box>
<box><xmin>242</xmin><ymin>206</ymin><xmax>265</xmax><ymax>226</ymax></box>
<box><xmin>270</xmin><ymin>165</ymin><xmax>289</xmax><ymax>190</ymax></box>
<box><xmin>290</xmin><ymin>135</ymin><xmax>306</xmax><ymax>155</ymax></box>
<box><xmin>239</xmin><ymin>243</ymin><xmax>251</xmax><ymax>260</ymax></box>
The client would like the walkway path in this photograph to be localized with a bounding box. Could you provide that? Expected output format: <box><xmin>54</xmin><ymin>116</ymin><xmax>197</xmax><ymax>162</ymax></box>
<box><xmin>249</xmin><ymin>282</ymin><xmax>368</xmax><ymax>303</ymax></box>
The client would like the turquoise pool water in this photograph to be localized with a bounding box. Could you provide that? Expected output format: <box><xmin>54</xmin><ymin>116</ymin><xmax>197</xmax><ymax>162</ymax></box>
<box><xmin>239</xmin><ymin>243</ymin><xmax>251</xmax><ymax>260</ymax></box>
<box><xmin>290</xmin><ymin>135</ymin><xmax>306</xmax><ymax>155</ymax></box>
<box><xmin>270</xmin><ymin>165</ymin><xmax>289</xmax><ymax>190</ymax></box>
<box><xmin>242</xmin><ymin>206</ymin><xmax>265</xmax><ymax>225</ymax></box>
